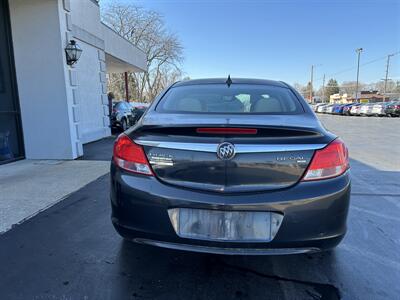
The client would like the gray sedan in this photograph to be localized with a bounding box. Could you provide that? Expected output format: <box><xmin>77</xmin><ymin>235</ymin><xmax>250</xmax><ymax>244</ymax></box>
<box><xmin>110</xmin><ymin>78</ymin><xmax>350</xmax><ymax>255</ymax></box>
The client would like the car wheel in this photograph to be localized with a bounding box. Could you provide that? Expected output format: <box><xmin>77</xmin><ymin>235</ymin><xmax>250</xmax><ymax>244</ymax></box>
<box><xmin>121</xmin><ymin>118</ymin><xmax>128</xmax><ymax>131</ymax></box>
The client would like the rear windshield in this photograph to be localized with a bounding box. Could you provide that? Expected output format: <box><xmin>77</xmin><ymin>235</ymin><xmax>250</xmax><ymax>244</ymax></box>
<box><xmin>156</xmin><ymin>84</ymin><xmax>304</xmax><ymax>114</ymax></box>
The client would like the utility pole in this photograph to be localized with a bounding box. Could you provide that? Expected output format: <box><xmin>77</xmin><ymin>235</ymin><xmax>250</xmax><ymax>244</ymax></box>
<box><xmin>124</xmin><ymin>72</ymin><xmax>129</xmax><ymax>102</ymax></box>
<box><xmin>322</xmin><ymin>74</ymin><xmax>326</xmax><ymax>103</ymax></box>
<box><xmin>309</xmin><ymin>65</ymin><xmax>314</xmax><ymax>103</ymax></box>
<box><xmin>355</xmin><ymin>48</ymin><xmax>363</xmax><ymax>103</ymax></box>
<box><xmin>383</xmin><ymin>53</ymin><xmax>398</xmax><ymax>102</ymax></box>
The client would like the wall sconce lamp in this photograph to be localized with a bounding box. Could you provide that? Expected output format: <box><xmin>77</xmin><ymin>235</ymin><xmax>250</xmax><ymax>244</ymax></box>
<box><xmin>65</xmin><ymin>40</ymin><xmax>82</xmax><ymax>66</ymax></box>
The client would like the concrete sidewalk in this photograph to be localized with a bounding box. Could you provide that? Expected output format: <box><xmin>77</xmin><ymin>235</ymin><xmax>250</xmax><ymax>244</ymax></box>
<box><xmin>0</xmin><ymin>159</ymin><xmax>109</xmax><ymax>233</ymax></box>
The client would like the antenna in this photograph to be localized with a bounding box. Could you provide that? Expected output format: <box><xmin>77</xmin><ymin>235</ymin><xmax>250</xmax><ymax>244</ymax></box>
<box><xmin>226</xmin><ymin>75</ymin><xmax>232</xmax><ymax>87</ymax></box>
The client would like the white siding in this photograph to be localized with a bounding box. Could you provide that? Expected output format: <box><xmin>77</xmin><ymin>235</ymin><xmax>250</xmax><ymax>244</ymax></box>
<box><xmin>74</xmin><ymin>41</ymin><xmax>108</xmax><ymax>143</ymax></box>
<box><xmin>8</xmin><ymin>0</ymin><xmax>145</xmax><ymax>159</ymax></box>
<box><xmin>69</xmin><ymin>0</ymin><xmax>102</xmax><ymax>38</ymax></box>
<box><xmin>9</xmin><ymin>0</ymin><xmax>77</xmax><ymax>159</ymax></box>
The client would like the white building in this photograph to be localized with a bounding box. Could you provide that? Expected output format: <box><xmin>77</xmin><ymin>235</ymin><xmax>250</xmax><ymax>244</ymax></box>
<box><xmin>0</xmin><ymin>0</ymin><xmax>146</xmax><ymax>163</ymax></box>
<box><xmin>329</xmin><ymin>93</ymin><xmax>349</xmax><ymax>104</ymax></box>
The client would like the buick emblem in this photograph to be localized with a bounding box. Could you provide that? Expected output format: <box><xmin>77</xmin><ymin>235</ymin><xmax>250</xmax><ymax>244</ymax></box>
<box><xmin>217</xmin><ymin>142</ymin><xmax>235</xmax><ymax>160</ymax></box>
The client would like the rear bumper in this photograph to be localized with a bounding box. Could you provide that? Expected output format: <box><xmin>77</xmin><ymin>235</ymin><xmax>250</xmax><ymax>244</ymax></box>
<box><xmin>128</xmin><ymin>237</ymin><xmax>322</xmax><ymax>255</ymax></box>
<box><xmin>110</xmin><ymin>163</ymin><xmax>351</xmax><ymax>255</ymax></box>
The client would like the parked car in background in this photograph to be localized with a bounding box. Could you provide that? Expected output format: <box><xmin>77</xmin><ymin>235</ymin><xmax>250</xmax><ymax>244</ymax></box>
<box><xmin>385</xmin><ymin>101</ymin><xmax>400</xmax><ymax>117</ymax></box>
<box><xmin>111</xmin><ymin>101</ymin><xmax>133</xmax><ymax>131</ymax></box>
<box><xmin>332</xmin><ymin>104</ymin><xmax>352</xmax><ymax>115</ymax></box>
<box><xmin>371</xmin><ymin>102</ymin><xmax>392</xmax><ymax>117</ymax></box>
<box><xmin>325</xmin><ymin>104</ymin><xmax>335</xmax><ymax>114</ymax></box>
<box><xmin>350</xmin><ymin>104</ymin><xmax>363</xmax><ymax>116</ymax></box>
<box><xmin>365</xmin><ymin>104</ymin><xmax>377</xmax><ymax>117</ymax></box>
<box><xmin>313</xmin><ymin>103</ymin><xmax>326</xmax><ymax>112</ymax></box>
<box><xmin>130</xmin><ymin>106</ymin><xmax>147</xmax><ymax>124</ymax></box>
<box><xmin>315</xmin><ymin>101</ymin><xmax>398</xmax><ymax>118</ymax></box>
<box><xmin>331</xmin><ymin>104</ymin><xmax>342</xmax><ymax>114</ymax></box>
<box><xmin>111</xmin><ymin>78</ymin><xmax>350</xmax><ymax>255</ymax></box>
<box><xmin>317</xmin><ymin>104</ymin><xmax>328</xmax><ymax>113</ymax></box>
<box><xmin>342</xmin><ymin>105</ymin><xmax>351</xmax><ymax>115</ymax></box>
<box><xmin>360</xmin><ymin>103</ymin><xmax>374</xmax><ymax>116</ymax></box>
<box><xmin>336</xmin><ymin>103</ymin><xmax>354</xmax><ymax>115</ymax></box>
<box><xmin>344</xmin><ymin>103</ymin><xmax>359</xmax><ymax>115</ymax></box>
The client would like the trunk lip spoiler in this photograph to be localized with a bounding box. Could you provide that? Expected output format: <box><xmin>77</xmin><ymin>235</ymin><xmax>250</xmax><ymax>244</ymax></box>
<box><xmin>135</xmin><ymin>140</ymin><xmax>326</xmax><ymax>153</ymax></box>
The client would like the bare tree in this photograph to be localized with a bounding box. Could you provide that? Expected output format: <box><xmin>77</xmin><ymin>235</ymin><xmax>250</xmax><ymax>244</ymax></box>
<box><xmin>102</xmin><ymin>2</ymin><xmax>184</xmax><ymax>102</ymax></box>
<box><xmin>292</xmin><ymin>83</ymin><xmax>308</xmax><ymax>97</ymax></box>
<box><xmin>340</xmin><ymin>81</ymin><xmax>366</xmax><ymax>96</ymax></box>
<box><xmin>372</xmin><ymin>80</ymin><xmax>397</xmax><ymax>94</ymax></box>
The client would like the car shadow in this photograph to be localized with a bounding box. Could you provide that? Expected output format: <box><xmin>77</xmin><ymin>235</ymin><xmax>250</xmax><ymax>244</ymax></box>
<box><xmin>110</xmin><ymin>238</ymin><xmax>340</xmax><ymax>299</ymax></box>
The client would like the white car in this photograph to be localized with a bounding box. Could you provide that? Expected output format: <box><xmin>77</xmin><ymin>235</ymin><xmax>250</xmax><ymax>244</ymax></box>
<box><xmin>371</xmin><ymin>102</ymin><xmax>396</xmax><ymax>116</ymax></box>
<box><xmin>317</xmin><ymin>104</ymin><xmax>330</xmax><ymax>113</ymax></box>
<box><xmin>325</xmin><ymin>105</ymin><xmax>335</xmax><ymax>114</ymax></box>
<box><xmin>359</xmin><ymin>104</ymin><xmax>374</xmax><ymax>116</ymax></box>
<box><xmin>350</xmin><ymin>105</ymin><xmax>361</xmax><ymax>115</ymax></box>
<box><xmin>314</xmin><ymin>103</ymin><xmax>326</xmax><ymax>112</ymax></box>
<box><xmin>317</xmin><ymin>105</ymin><xmax>325</xmax><ymax>113</ymax></box>
<box><xmin>371</xmin><ymin>103</ymin><xmax>384</xmax><ymax>116</ymax></box>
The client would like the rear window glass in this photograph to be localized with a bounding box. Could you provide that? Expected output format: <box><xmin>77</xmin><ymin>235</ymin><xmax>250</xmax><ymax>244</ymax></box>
<box><xmin>114</xmin><ymin>102</ymin><xmax>126</xmax><ymax>109</ymax></box>
<box><xmin>156</xmin><ymin>84</ymin><xmax>304</xmax><ymax>114</ymax></box>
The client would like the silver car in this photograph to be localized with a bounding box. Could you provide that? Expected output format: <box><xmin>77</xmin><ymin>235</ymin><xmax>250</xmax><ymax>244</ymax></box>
<box><xmin>314</xmin><ymin>103</ymin><xmax>326</xmax><ymax>112</ymax></box>
<box><xmin>350</xmin><ymin>104</ymin><xmax>362</xmax><ymax>115</ymax></box>
<box><xmin>372</xmin><ymin>102</ymin><xmax>395</xmax><ymax>117</ymax></box>
<box><xmin>359</xmin><ymin>103</ymin><xmax>374</xmax><ymax>116</ymax></box>
<box><xmin>317</xmin><ymin>105</ymin><xmax>327</xmax><ymax>113</ymax></box>
<box><xmin>325</xmin><ymin>105</ymin><xmax>335</xmax><ymax>114</ymax></box>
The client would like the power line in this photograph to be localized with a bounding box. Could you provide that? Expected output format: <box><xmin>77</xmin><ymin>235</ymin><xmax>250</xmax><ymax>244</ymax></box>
<box><xmin>314</xmin><ymin>56</ymin><xmax>383</xmax><ymax>81</ymax></box>
<box><xmin>313</xmin><ymin>51</ymin><xmax>400</xmax><ymax>83</ymax></box>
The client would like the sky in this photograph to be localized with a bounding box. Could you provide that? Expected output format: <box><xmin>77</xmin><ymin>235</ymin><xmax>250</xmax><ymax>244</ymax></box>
<box><xmin>101</xmin><ymin>0</ymin><xmax>400</xmax><ymax>88</ymax></box>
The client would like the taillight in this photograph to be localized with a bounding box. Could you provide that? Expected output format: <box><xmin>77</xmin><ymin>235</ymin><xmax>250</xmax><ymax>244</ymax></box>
<box><xmin>302</xmin><ymin>139</ymin><xmax>349</xmax><ymax>181</ymax></box>
<box><xmin>113</xmin><ymin>134</ymin><xmax>153</xmax><ymax>176</ymax></box>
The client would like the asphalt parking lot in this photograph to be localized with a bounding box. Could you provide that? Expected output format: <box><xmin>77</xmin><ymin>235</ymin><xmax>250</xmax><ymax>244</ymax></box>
<box><xmin>0</xmin><ymin>115</ymin><xmax>399</xmax><ymax>300</ymax></box>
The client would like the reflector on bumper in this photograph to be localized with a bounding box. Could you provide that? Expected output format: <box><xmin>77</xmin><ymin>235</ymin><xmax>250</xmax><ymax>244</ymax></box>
<box><xmin>168</xmin><ymin>208</ymin><xmax>283</xmax><ymax>242</ymax></box>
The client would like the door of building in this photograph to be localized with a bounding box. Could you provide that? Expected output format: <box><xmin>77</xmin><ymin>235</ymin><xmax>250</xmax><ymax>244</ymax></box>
<box><xmin>0</xmin><ymin>0</ymin><xmax>24</xmax><ymax>164</ymax></box>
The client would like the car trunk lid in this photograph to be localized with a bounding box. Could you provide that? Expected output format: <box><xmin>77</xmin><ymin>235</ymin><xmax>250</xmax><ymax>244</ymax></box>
<box><xmin>130</xmin><ymin>114</ymin><xmax>332</xmax><ymax>192</ymax></box>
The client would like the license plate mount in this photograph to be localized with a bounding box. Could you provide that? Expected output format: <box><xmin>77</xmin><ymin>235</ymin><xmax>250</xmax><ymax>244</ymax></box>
<box><xmin>168</xmin><ymin>208</ymin><xmax>283</xmax><ymax>242</ymax></box>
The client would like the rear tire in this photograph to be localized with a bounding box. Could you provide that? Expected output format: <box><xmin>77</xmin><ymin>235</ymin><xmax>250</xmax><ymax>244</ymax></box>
<box><xmin>121</xmin><ymin>118</ymin><xmax>128</xmax><ymax>131</ymax></box>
